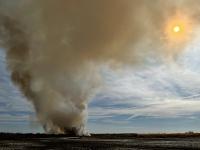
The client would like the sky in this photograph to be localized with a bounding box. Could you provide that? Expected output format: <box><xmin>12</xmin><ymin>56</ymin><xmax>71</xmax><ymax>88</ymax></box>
<box><xmin>1</xmin><ymin>1</ymin><xmax>200</xmax><ymax>134</ymax></box>
<box><xmin>1</xmin><ymin>34</ymin><xmax>200</xmax><ymax>133</ymax></box>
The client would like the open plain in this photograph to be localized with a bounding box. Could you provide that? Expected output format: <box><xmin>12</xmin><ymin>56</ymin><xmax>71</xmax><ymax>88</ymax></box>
<box><xmin>0</xmin><ymin>133</ymin><xmax>200</xmax><ymax>150</ymax></box>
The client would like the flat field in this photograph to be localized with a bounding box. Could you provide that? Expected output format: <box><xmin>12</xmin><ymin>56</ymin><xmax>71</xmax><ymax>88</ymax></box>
<box><xmin>0</xmin><ymin>133</ymin><xmax>200</xmax><ymax>150</ymax></box>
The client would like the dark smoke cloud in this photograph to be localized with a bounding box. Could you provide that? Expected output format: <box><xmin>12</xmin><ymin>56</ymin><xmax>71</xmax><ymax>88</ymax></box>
<box><xmin>0</xmin><ymin>0</ymin><xmax>198</xmax><ymax>135</ymax></box>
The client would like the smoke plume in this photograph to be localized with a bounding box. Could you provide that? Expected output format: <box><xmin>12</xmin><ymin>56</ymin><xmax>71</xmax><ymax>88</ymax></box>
<box><xmin>0</xmin><ymin>0</ymin><xmax>198</xmax><ymax>135</ymax></box>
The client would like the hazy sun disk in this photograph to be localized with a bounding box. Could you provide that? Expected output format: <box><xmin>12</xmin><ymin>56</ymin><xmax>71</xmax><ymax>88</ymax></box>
<box><xmin>165</xmin><ymin>14</ymin><xmax>192</xmax><ymax>43</ymax></box>
<box><xmin>173</xmin><ymin>26</ymin><xmax>181</xmax><ymax>33</ymax></box>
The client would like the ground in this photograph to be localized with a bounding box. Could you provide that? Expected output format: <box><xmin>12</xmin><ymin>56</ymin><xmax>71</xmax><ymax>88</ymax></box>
<box><xmin>0</xmin><ymin>133</ymin><xmax>200</xmax><ymax>150</ymax></box>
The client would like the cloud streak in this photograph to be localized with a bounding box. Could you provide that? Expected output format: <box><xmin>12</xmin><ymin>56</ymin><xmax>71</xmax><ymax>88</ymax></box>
<box><xmin>90</xmin><ymin>40</ymin><xmax>200</xmax><ymax>121</ymax></box>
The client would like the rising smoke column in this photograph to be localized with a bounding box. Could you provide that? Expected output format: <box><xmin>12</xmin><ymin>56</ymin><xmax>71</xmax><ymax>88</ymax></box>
<box><xmin>0</xmin><ymin>0</ymin><xmax>198</xmax><ymax>135</ymax></box>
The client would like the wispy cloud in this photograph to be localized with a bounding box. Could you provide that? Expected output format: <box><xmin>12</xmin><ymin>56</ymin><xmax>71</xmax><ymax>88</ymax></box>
<box><xmin>89</xmin><ymin>40</ymin><xmax>200</xmax><ymax>123</ymax></box>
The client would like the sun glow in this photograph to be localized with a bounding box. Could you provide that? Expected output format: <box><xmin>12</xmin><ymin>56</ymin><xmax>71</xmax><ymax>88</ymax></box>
<box><xmin>165</xmin><ymin>13</ymin><xmax>193</xmax><ymax>44</ymax></box>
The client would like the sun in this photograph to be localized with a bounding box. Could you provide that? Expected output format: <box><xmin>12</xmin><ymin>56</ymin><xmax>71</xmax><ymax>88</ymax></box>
<box><xmin>173</xmin><ymin>25</ymin><xmax>181</xmax><ymax>33</ymax></box>
<box><xmin>164</xmin><ymin>13</ymin><xmax>193</xmax><ymax>44</ymax></box>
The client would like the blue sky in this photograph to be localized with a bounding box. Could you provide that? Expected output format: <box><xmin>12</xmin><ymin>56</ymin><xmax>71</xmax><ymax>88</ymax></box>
<box><xmin>1</xmin><ymin>36</ymin><xmax>200</xmax><ymax>133</ymax></box>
